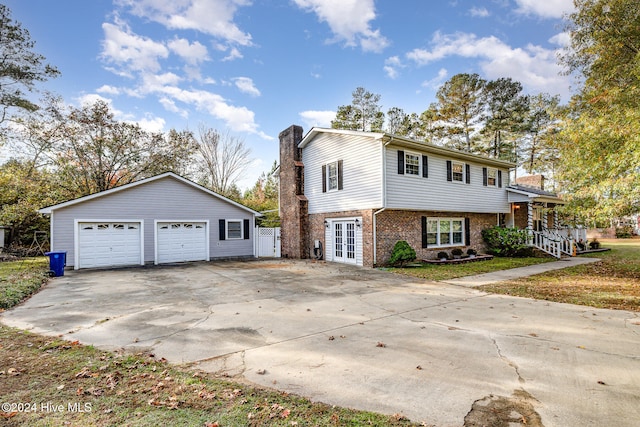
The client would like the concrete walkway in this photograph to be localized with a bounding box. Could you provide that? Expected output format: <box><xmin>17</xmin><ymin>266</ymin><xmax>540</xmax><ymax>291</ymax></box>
<box><xmin>443</xmin><ymin>257</ymin><xmax>601</xmax><ymax>287</ymax></box>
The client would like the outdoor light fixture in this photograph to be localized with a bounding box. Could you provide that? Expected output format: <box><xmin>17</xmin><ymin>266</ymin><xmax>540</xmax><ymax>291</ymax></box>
<box><xmin>324</xmin><ymin>220</ymin><xmax>329</xmax><ymax>228</ymax></box>
<box><xmin>355</xmin><ymin>219</ymin><xmax>361</xmax><ymax>228</ymax></box>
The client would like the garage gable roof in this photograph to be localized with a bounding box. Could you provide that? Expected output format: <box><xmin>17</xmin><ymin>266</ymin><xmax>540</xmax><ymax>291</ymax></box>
<box><xmin>39</xmin><ymin>172</ymin><xmax>262</xmax><ymax>216</ymax></box>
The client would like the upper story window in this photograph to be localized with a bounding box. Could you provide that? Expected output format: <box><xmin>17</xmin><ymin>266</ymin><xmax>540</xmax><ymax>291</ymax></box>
<box><xmin>487</xmin><ymin>168</ymin><xmax>497</xmax><ymax>186</ymax></box>
<box><xmin>447</xmin><ymin>160</ymin><xmax>470</xmax><ymax>184</ymax></box>
<box><xmin>322</xmin><ymin>160</ymin><xmax>343</xmax><ymax>193</ymax></box>
<box><xmin>452</xmin><ymin>161</ymin><xmax>464</xmax><ymax>182</ymax></box>
<box><xmin>405</xmin><ymin>152</ymin><xmax>420</xmax><ymax>176</ymax></box>
<box><xmin>483</xmin><ymin>167</ymin><xmax>503</xmax><ymax>187</ymax></box>
<box><xmin>327</xmin><ymin>161</ymin><xmax>338</xmax><ymax>190</ymax></box>
<box><xmin>397</xmin><ymin>150</ymin><xmax>428</xmax><ymax>178</ymax></box>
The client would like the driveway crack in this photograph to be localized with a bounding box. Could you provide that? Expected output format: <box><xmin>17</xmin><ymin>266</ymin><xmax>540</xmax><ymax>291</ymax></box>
<box><xmin>491</xmin><ymin>335</ymin><xmax>526</xmax><ymax>384</ymax></box>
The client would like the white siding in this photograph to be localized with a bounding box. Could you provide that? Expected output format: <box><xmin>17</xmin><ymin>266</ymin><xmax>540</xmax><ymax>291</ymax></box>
<box><xmin>303</xmin><ymin>133</ymin><xmax>383</xmax><ymax>214</ymax></box>
<box><xmin>51</xmin><ymin>176</ymin><xmax>254</xmax><ymax>267</ymax></box>
<box><xmin>385</xmin><ymin>145</ymin><xmax>510</xmax><ymax>213</ymax></box>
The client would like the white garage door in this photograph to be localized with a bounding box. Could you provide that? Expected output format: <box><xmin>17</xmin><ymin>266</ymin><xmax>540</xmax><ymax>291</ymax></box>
<box><xmin>156</xmin><ymin>222</ymin><xmax>208</xmax><ymax>264</ymax></box>
<box><xmin>78</xmin><ymin>222</ymin><xmax>142</xmax><ymax>269</ymax></box>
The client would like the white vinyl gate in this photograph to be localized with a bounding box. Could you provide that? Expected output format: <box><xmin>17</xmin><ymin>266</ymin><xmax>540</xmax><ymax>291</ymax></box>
<box><xmin>256</xmin><ymin>227</ymin><xmax>281</xmax><ymax>257</ymax></box>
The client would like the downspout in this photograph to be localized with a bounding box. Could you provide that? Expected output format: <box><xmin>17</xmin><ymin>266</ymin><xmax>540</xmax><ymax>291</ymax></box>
<box><xmin>373</xmin><ymin>136</ymin><xmax>394</xmax><ymax>266</ymax></box>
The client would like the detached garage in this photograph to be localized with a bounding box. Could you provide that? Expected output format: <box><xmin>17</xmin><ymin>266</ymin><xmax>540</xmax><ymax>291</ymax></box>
<box><xmin>39</xmin><ymin>172</ymin><xmax>260</xmax><ymax>270</ymax></box>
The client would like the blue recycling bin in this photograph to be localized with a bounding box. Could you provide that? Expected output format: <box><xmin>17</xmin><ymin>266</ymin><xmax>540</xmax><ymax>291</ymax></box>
<box><xmin>44</xmin><ymin>251</ymin><xmax>67</xmax><ymax>277</ymax></box>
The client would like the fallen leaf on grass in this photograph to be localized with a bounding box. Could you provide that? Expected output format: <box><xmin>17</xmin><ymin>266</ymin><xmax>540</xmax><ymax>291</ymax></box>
<box><xmin>0</xmin><ymin>412</ymin><xmax>18</xmax><ymax>419</ymax></box>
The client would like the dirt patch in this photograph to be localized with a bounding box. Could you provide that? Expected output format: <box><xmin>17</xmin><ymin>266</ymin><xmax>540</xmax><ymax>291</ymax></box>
<box><xmin>464</xmin><ymin>389</ymin><xmax>544</xmax><ymax>427</ymax></box>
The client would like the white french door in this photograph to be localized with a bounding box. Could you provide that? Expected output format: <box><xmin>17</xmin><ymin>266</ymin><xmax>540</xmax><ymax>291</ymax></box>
<box><xmin>333</xmin><ymin>220</ymin><xmax>356</xmax><ymax>264</ymax></box>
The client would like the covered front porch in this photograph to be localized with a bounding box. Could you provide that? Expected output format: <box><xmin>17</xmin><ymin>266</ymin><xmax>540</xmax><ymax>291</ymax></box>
<box><xmin>505</xmin><ymin>185</ymin><xmax>586</xmax><ymax>258</ymax></box>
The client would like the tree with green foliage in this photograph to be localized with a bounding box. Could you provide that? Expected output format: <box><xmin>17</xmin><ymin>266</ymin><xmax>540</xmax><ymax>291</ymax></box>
<box><xmin>520</xmin><ymin>93</ymin><xmax>562</xmax><ymax>180</ymax></box>
<box><xmin>0</xmin><ymin>159</ymin><xmax>65</xmax><ymax>246</ymax></box>
<box><xmin>480</xmin><ymin>77</ymin><xmax>529</xmax><ymax>162</ymax></box>
<box><xmin>332</xmin><ymin>87</ymin><xmax>384</xmax><ymax>132</ymax></box>
<box><xmin>435</xmin><ymin>73</ymin><xmax>486</xmax><ymax>152</ymax></box>
<box><xmin>46</xmin><ymin>100</ymin><xmax>196</xmax><ymax>196</ymax></box>
<box><xmin>0</xmin><ymin>4</ymin><xmax>59</xmax><ymax>125</ymax></box>
<box><xmin>558</xmin><ymin>0</ymin><xmax>640</xmax><ymax>222</ymax></box>
<box><xmin>243</xmin><ymin>160</ymin><xmax>279</xmax><ymax>227</ymax></box>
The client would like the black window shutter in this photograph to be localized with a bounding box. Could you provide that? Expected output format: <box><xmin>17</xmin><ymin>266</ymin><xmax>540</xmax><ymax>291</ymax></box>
<box><xmin>321</xmin><ymin>164</ymin><xmax>327</xmax><ymax>193</ymax></box>
<box><xmin>482</xmin><ymin>167</ymin><xmax>488</xmax><ymax>186</ymax></box>
<box><xmin>498</xmin><ymin>170</ymin><xmax>503</xmax><ymax>188</ymax></box>
<box><xmin>219</xmin><ymin>219</ymin><xmax>226</xmax><ymax>241</ymax></box>
<box><xmin>421</xmin><ymin>216</ymin><xmax>428</xmax><ymax>248</ymax></box>
<box><xmin>446</xmin><ymin>160</ymin><xmax>452</xmax><ymax>181</ymax></box>
<box><xmin>465</xmin><ymin>218</ymin><xmax>471</xmax><ymax>246</ymax></box>
<box><xmin>397</xmin><ymin>150</ymin><xmax>405</xmax><ymax>174</ymax></box>
<box><xmin>465</xmin><ymin>164</ymin><xmax>471</xmax><ymax>184</ymax></box>
<box><xmin>243</xmin><ymin>219</ymin><xmax>250</xmax><ymax>239</ymax></box>
<box><xmin>337</xmin><ymin>160</ymin><xmax>343</xmax><ymax>190</ymax></box>
<box><xmin>422</xmin><ymin>155</ymin><xmax>428</xmax><ymax>178</ymax></box>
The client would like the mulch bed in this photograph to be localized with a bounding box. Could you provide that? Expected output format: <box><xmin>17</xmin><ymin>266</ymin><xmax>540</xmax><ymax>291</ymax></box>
<box><xmin>422</xmin><ymin>254</ymin><xmax>494</xmax><ymax>264</ymax></box>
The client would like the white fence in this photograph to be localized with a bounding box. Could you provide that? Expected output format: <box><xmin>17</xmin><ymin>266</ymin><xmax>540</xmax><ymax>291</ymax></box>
<box><xmin>256</xmin><ymin>227</ymin><xmax>281</xmax><ymax>258</ymax></box>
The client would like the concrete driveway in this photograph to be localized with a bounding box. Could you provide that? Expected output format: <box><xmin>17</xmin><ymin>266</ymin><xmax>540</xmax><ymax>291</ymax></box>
<box><xmin>2</xmin><ymin>260</ymin><xmax>639</xmax><ymax>426</ymax></box>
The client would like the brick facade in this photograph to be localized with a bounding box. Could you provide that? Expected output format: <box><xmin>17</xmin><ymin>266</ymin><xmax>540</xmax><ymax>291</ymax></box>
<box><xmin>309</xmin><ymin>210</ymin><xmax>374</xmax><ymax>266</ymax></box>
<box><xmin>375</xmin><ymin>210</ymin><xmax>498</xmax><ymax>265</ymax></box>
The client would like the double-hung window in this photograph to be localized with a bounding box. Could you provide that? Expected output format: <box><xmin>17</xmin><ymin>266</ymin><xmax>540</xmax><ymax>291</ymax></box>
<box><xmin>327</xmin><ymin>161</ymin><xmax>338</xmax><ymax>191</ymax></box>
<box><xmin>322</xmin><ymin>160</ymin><xmax>343</xmax><ymax>192</ymax></box>
<box><xmin>427</xmin><ymin>218</ymin><xmax>464</xmax><ymax>247</ymax></box>
<box><xmin>226</xmin><ymin>220</ymin><xmax>242</xmax><ymax>239</ymax></box>
<box><xmin>487</xmin><ymin>168</ymin><xmax>497</xmax><ymax>186</ymax></box>
<box><xmin>451</xmin><ymin>162</ymin><xmax>464</xmax><ymax>182</ymax></box>
<box><xmin>405</xmin><ymin>152</ymin><xmax>420</xmax><ymax>176</ymax></box>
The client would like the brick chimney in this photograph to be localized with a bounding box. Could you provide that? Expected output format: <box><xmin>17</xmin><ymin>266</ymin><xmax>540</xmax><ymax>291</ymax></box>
<box><xmin>516</xmin><ymin>174</ymin><xmax>545</xmax><ymax>191</ymax></box>
<box><xmin>278</xmin><ymin>125</ymin><xmax>309</xmax><ymax>259</ymax></box>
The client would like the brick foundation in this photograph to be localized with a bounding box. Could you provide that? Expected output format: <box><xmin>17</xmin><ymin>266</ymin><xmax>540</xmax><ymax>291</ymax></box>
<box><xmin>375</xmin><ymin>210</ymin><xmax>499</xmax><ymax>265</ymax></box>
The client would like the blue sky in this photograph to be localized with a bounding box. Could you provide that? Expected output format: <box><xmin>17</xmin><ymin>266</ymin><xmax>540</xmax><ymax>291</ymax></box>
<box><xmin>4</xmin><ymin>0</ymin><xmax>575</xmax><ymax>189</ymax></box>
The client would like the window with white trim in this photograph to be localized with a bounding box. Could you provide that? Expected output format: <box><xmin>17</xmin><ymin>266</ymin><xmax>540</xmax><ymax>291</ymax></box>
<box><xmin>405</xmin><ymin>152</ymin><xmax>420</xmax><ymax>176</ymax></box>
<box><xmin>327</xmin><ymin>161</ymin><xmax>338</xmax><ymax>191</ymax></box>
<box><xmin>226</xmin><ymin>220</ymin><xmax>242</xmax><ymax>239</ymax></box>
<box><xmin>487</xmin><ymin>168</ymin><xmax>497</xmax><ymax>186</ymax></box>
<box><xmin>452</xmin><ymin>161</ymin><xmax>464</xmax><ymax>182</ymax></box>
<box><xmin>427</xmin><ymin>218</ymin><xmax>464</xmax><ymax>247</ymax></box>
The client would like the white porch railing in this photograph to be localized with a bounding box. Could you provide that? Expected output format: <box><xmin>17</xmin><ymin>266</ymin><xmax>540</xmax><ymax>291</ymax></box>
<box><xmin>530</xmin><ymin>230</ymin><xmax>562</xmax><ymax>258</ymax></box>
<box><xmin>529</xmin><ymin>229</ymin><xmax>578</xmax><ymax>258</ymax></box>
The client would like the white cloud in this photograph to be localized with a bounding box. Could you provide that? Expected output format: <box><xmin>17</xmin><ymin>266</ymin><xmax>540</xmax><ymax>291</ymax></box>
<box><xmin>233</xmin><ymin>77</ymin><xmax>261</xmax><ymax>97</ymax></box>
<box><xmin>549</xmin><ymin>32</ymin><xmax>571</xmax><ymax>47</ymax></box>
<box><xmin>101</xmin><ymin>21</ymin><xmax>169</xmax><ymax>73</ymax></box>
<box><xmin>384</xmin><ymin>56</ymin><xmax>403</xmax><ymax>79</ymax></box>
<box><xmin>156</xmin><ymin>86</ymin><xmax>272</xmax><ymax>139</ymax></box>
<box><xmin>406</xmin><ymin>31</ymin><xmax>571</xmax><ymax>99</ymax></box>
<box><xmin>167</xmin><ymin>38</ymin><xmax>209</xmax><ymax>65</ymax></box>
<box><xmin>293</xmin><ymin>0</ymin><xmax>389</xmax><ymax>52</ymax></box>
<box><xmin>514</xmin><ymin>0</ymin><xmax>575</xmax><ymax>19</ymax></box>
<box><xmin>116</xmin><ymin>0</ymin><xmax>253</xmax><ymax>46</ymax></box>
<box><xmin>422</xmin><ymin>68</ymin><xmax>448</xmax><ymax>89</ymax></box>
<box><xmin>135</xmin><ymin>116</ymin><xmax>166</xmax><ymax>133</ymax></box>
<box><xmin>222</xmin><ymin>47</ymin><xmax>243</xmax><ymax>61</ymax></box>
<box><xmin>299</xmin><ymin>110</ymin><xmax>335</xmax><ymax>128</ymax></box>
<box><xmin>469</xmin><ymin>7</ymin><xmax>490</xmax><ymax>18</ymax></box>
<box><xmin>96</xmin><ymin>85</ymin><xmax>121</xmax><ymax>95</ymax></box>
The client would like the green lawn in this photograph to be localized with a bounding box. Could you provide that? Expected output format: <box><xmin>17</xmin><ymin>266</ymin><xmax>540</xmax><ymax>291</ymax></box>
<box><xmin>0</xmin><ymin>257</ymin><xmax>49</xmax><ymax>309</ymax></box>
<box><xmin>478</xmin><ymin>239</ymin><xmax>640</xmax><ymax>311</ymax></box>
<box><xmin>387</xmin><ymin>256</ymin><xmax>553</xmax><ymax>282</ymax></box>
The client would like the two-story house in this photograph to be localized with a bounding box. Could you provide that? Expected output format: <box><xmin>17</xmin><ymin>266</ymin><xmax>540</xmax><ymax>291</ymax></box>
<box><xmin>278</xmin><ymin>125</ymin><xmax>569</xmax><ymax>267</ymax></box>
